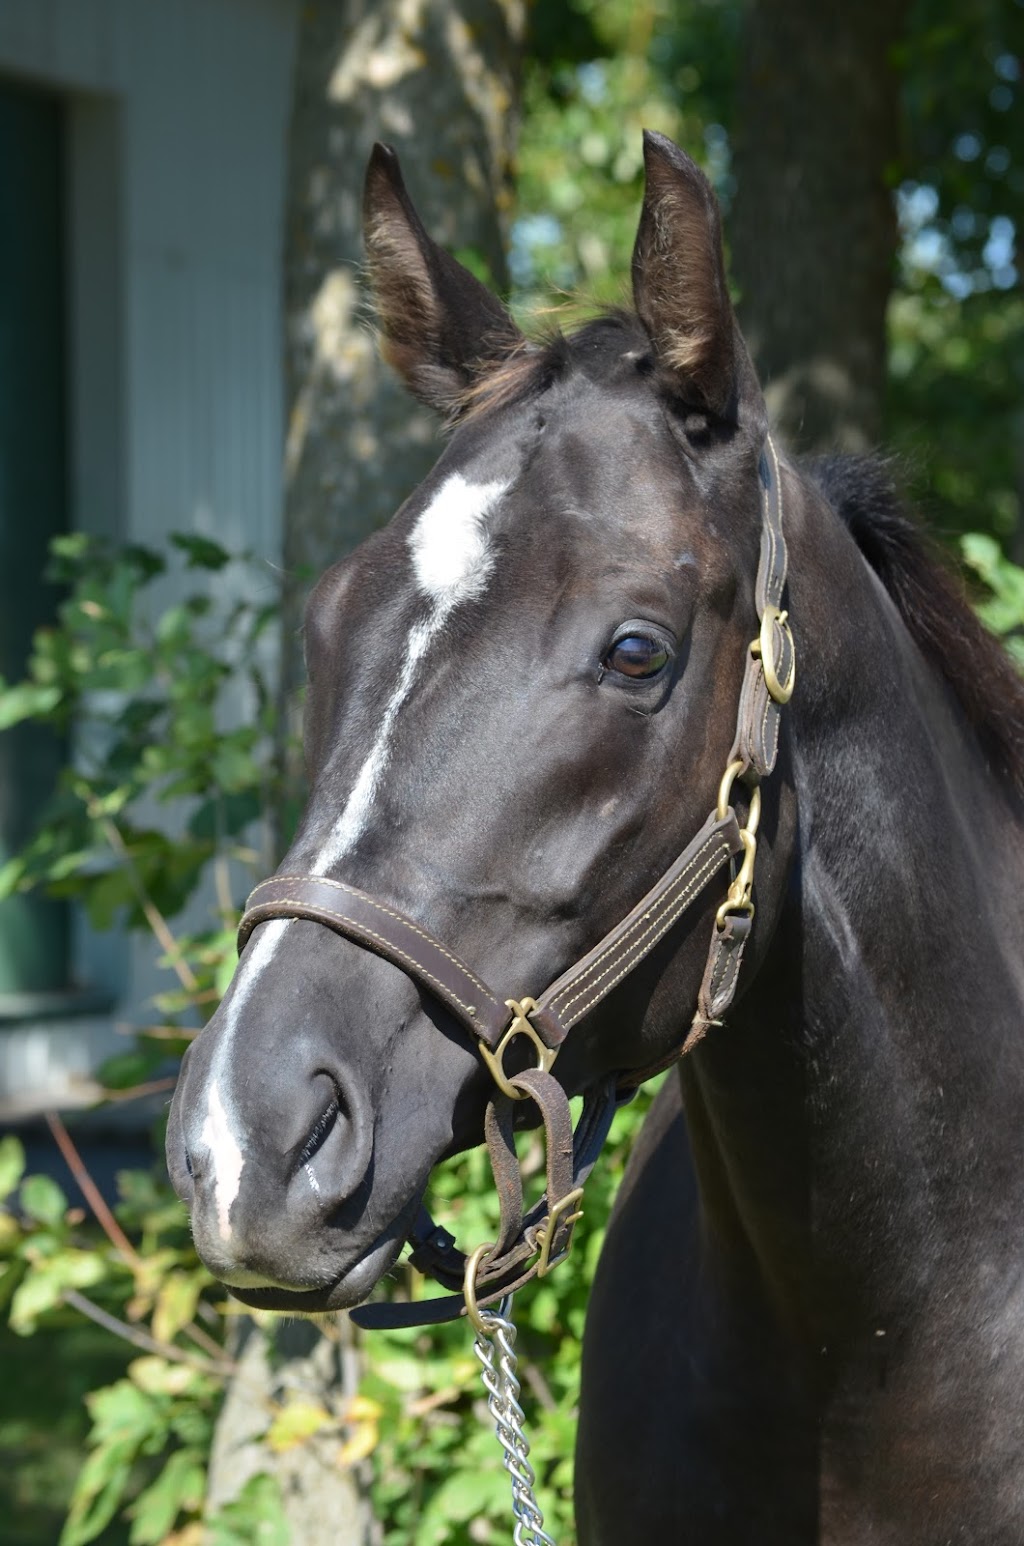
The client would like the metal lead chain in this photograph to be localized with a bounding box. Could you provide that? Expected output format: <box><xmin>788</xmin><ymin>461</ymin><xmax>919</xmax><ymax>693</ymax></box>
<box><xmin>472</xmin><ymin>1295</ymin><xmax>556</xmax><ymax>1546</ymax></box>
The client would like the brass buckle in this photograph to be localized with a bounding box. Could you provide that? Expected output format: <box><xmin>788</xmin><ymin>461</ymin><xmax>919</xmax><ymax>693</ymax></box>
<box><xmin>534</xmin><ymin>1187</ymin><xmax>585</xmax><ymax>1277</ymax></box>
<box><xmin>751</xmin><ymin>604</ymin><xmax>795</xmax><ymax>705</ymax></box>
<box><xmin>478</xmin><ymin>997</ymin><xmax>558</xmax><ymax>1101</ymax></box>
<box><xmin>715</xmin><ymin>777</ymin><xmax>761</xmax><ymax>931</ymax></box>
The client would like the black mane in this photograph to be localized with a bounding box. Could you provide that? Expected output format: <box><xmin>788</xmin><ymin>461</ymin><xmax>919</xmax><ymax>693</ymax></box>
<box><xmin>807</xmin><ymin>453</ymin><xmax>1024</xmax><ymax>798</ymax></box>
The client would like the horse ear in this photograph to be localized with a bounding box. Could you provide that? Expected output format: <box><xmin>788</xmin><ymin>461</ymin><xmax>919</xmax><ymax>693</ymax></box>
<box><xmin>363</xmin><ymin>143</ymin><xmax>524</xmax><ymax>413</ymax></box>
<box><xmin>631</xmin><ymin>131</ymin><xmax>740</xmax><ymax>419</ymax></box>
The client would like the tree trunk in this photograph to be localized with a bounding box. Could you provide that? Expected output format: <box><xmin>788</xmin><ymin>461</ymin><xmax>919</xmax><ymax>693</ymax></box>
<box><xmin>281</xmin><ymin>0</ymin><xmax>525</xmax><ymax>703</ymax></box>
<box><xmin>730</xmin><ymin>0</ymin><xmax>910</xmax><ymax>452</ymax></box>
<box><xmin>205</xmin><ymin>1318</ymin><xmax>373</xmax><ymax>1546</ymax></box>
<box><xmin>207</xmin><ymin>5</ymin><xmax>524</xmax><ymax>1539</ymax></box>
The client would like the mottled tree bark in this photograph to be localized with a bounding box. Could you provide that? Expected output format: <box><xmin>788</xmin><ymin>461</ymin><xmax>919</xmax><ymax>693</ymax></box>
<box><xmin>207</xmin><ymin>7</ymin><xmax>523</xmax><ymax>1539</ymax></box>
<box><xmin>730</xmin><ymin>0</ymin><xmax>911</xmax><ymax>451</ymax></box>
<box><xmin>205</xmin><ymin>1318</ymin><xmax>373</xmax><ymax>1546</ymax></box>
<box><xmin>281</xmin><ymin>0</ymin><xmax>525</xmax><ymax>701</ymax></box>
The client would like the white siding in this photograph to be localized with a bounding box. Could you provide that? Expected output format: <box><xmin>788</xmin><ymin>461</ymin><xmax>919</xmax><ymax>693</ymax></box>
<box><xmin>0</xmin><ymin>0</ymin><xmax>298</xmax><ymax>1112</ymax></box>
<box><xmin>0</xmin><ymin>0</ymin><xmax>295</xmax><ymax>555</ymax></box>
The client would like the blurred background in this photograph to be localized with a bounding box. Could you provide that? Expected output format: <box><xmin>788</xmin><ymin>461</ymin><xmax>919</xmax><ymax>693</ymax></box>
<box><xmin>0</xmin><ymin>1</ymin><xmax>1020</xmax><ymax>1543</ymax></box>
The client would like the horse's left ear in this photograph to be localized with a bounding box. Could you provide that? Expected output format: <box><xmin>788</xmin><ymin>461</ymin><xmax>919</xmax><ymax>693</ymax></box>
<box><xmin>632</xmin><ymin>131</ymin><xmax>745</xmax><ymax>420</ymax></box>
<box><xmin>363</xmin><ymin>143</ymin><xmax>524</xmax><ymax>413</ymax></box>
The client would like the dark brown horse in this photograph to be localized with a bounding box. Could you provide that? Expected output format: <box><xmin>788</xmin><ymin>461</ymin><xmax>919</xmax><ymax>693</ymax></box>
<box><xmin>167</xmin><ymin>133</ymin><xmax>1024</xmax><ymax>1542</ymax></box>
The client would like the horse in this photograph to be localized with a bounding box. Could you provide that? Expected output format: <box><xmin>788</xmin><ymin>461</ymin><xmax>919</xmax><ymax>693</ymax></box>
<box><xmin>166</xmin><ymin>131</ymin><xmax>1024</xmax><ymax>1543</ymax></box>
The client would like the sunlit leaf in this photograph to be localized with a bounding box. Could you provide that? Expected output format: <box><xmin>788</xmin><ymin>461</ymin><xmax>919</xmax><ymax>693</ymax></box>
<box><xmin>0</xmin><ymin>1134</ymin><xmax>25</xmax><ymax>1201</ymax></box>
<box><xmin>20</xmin><ymin>1173</ymin><xmax>68</xmax><ymax>1227</ymax></box>
<box><xmin>266</xmin><ymin>1398</ymin><xmax>335</xmax><ymax>1453</ymax></box>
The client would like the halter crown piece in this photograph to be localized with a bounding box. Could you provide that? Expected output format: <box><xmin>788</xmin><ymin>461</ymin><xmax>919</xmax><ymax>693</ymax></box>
<box><xmin>237</xmin><ymin>434</ymin><xmax>795</xmax><ymax>1330</ymax></box>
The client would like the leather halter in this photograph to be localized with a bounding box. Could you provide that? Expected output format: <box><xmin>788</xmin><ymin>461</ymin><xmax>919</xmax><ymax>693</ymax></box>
<box><xmin>236</xmin><ymin>435</ymin><xmax>794</xmax><ymax>1327</ymax></box>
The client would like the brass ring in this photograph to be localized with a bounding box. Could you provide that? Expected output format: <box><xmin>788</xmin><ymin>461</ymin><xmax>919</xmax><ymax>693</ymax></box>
<box><xmin>717</xmin><ymin>759</ymin><xmax>745</xmax><ymax>821</ymax></box>
<box><xmin>463</xmin><ymin>1241</ymin><xmax>496</xmax><ymax>1335</ymax></box>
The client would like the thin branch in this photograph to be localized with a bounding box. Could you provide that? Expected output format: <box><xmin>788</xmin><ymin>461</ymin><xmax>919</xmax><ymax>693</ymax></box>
<box><xmin>98</xmin><ymin>816</ymin><xmax>199</xmax><ymax>992</ymax></box>
<box><xmin>521</xmin><ymin>1359</ymin><xmax>558</xmax><ymax>1414</ymax></box>
<box><xmin>128</xmin><ymin>1007</ymin><xmax>217</xmax><ymax>1039</ymax></box>
<box><xmin>101</xmin><ymin>1077</ymin><xmax>178</xmax><ymax>1103</ymax></box>
<box><xmin>181</xmin><ymin>1319</ymin><xmax>228</xmax><ymax>1361</ymax></box>
<box><xmin>63</xmin><ymin>1289</ymin><xmax>234</xmax><ymax>1379</ymax></box>
<box><xmin>45</xmin><ymin>1111</ymin><xmax>140</xmax><ymax>1266</ymax></box>
<box><xmin>47</xmin><ymin>1111</ymin><xmax>228</xmax><ymax>1369</ymax></box>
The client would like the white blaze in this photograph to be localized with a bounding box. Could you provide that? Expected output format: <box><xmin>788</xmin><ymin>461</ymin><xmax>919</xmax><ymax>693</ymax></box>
<box><xmin>201</xmin><ymin>474</ymin><xmax>509</xmax><ymax>1231</ymax></box>
<box><xmin>313</xmin><ymin>473</ymin><xmax>508</xmax><ymax>874</ymax></box>
<box><xmin>199</xmin><ymin>1079</ymin><xmax>244</xmax><ymax>1241</ymax></box>
<box><xmin>408</xmin><ymin>471</ymin><xmax>505</xmax><ymax>605</ymax></box>
<box><xmin>200</xmin><ymin>916</ymin><xmax>291</xmax><ymax>1236</ymax></box>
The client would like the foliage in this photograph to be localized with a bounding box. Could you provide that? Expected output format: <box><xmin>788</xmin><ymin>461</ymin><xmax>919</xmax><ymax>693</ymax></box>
<box><xmin>363</xmin><ymin>1088</ymin><xmax>655</xmax><ymax>1545</ymax></box>
<box><xmin>512</xmin><ymin>0</ymin><xmax>1023</xmax><ymax>565</ymax></box>
<box><xmin>512</xmin><ymin>0</ymin><xmax>739</xmax><ymax>313</ymax></box>
<box><xmin>0</xmin><ymin>531</ymin><xmax>289</xmax><ymax>1069</ymax></box>
<box><xmin>0</xmin><ymin>537</ymin><xmax>291</xmax><ymax>1543</ymax></box>
<box><xmin>3</xmin><ymin>8</ymin><xmax>1024</xmax><ymax>1540</ymax></box>
<box><xmin>0</xmin><ymin>531</ymin><xmax>656</xmax><ymax>1546</ymax></box>
<box><xmin>0</xmin><ymin>1126</ymin><xmax>227</xmax><ymax>1546</ymax></box>
<box><xmin>962</xmin><ymin>531</ymin><xmax>1024</xmax><ymax>665</ymax></box>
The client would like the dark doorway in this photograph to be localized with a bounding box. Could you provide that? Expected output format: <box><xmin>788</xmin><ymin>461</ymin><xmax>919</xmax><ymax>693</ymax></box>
<box><xmin>0</xmin><ymin>77</ymin><xmax>69</xmax><ymax>1003</ymax></box>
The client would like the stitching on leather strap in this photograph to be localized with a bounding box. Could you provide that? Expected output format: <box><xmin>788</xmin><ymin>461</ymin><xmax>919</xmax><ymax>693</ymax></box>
<box><xmin>242</xmin><ymin>898</ymin><xmax>482</xmax><ymax>1022</ymax></box>
<box><xmin>714</xmin><ymin>947</ymin><xmax>744</xmax><ymax>1010</ymax></box>
<box><xmin>245</xmin><ymin>875</ymin><xmax>494</xmax><ymax>1001</ymax></box>
<box><xmin>553</xmin><ymin>841</ymin><xmax>731</xmax><ymax>1026</ymax></box>
<box><xmin>549</xmin><ymin>835</ymin><xmax>728</xmax><ymax>1020</ymax></box>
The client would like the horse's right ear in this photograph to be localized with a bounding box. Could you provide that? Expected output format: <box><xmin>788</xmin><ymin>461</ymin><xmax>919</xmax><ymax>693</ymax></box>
<box><xmin>363</xmin><ymin>144</ymin><xmax>524</xmax><ymax>414</ymax></box>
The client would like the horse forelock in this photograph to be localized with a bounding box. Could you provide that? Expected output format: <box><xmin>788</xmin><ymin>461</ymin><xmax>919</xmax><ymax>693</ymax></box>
<box><xmin>453</xmin><ymin>310</ymin><xmax>653</xmax><ymax>424</ymax></box>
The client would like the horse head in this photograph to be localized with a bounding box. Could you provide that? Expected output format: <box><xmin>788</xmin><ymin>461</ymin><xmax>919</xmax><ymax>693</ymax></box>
<box><xmin>166</xmin><ymin>133</ymin><xmax>795</xmax><ymax>1313</ymax></box>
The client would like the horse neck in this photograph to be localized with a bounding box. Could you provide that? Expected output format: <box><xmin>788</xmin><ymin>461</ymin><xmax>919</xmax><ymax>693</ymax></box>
<box><xmin>681</xmin><ymin>467</ymin><xmax>1024</xmax><ymax>1354</ymax></box>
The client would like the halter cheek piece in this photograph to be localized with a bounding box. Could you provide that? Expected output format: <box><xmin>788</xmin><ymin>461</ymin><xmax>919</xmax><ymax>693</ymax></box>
<box><xmin>237</xmin><ymin>434</ymin><xmax>794</xmax><ymax>1328</ymax></box>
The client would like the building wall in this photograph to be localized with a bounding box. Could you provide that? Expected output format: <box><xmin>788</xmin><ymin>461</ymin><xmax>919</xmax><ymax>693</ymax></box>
<box><xmin>0</xmin><ymin>0</ymin><xmax>298</xmax><ymax>1115</ymax></box>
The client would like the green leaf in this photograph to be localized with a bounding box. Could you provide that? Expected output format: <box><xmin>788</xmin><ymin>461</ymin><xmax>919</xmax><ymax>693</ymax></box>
<box><xmin>0</xmin><ymin>1134</ymin><xmax>25</xmax><ymax>1201</ymax></box>
<box><xmin>129</xmin><ymin>1357</ymin><xmax>214</xmax><ymax>1401</ymax></box>
<box><xmin>87</xmin><ymin>1378</ymin><xmax>168</xmax><ymax>1447</ymax></box>
<box><xmin>98</xmin><ymin>1049</ymin><xmax>162</xmax><ymax>1093</ymax></box>
<box><xmin>266</xmin><ymin>1398</ymin><xmax>334</xmax><ymax>1453</ymax></box>
<box><xmin>187</xmin><ymin>789</ymin><xmax>262</xmax><ymax>841</ymax></box>
<box><xmin>205</xmin><ymin>1473</ymin><xmax>289</xmax><ymax>1546</ymax></box>
<box><xmin>151</xmin><ymin>1270</ymin><xmax>203</xmax><ymax>1345</ymax></box>
<box><xmin>19</xmin><ymin>1172</ymin><xmax>67</xmax><ymax>1226</ymax></box>
<box><xmin>60</xmin><ymin>1437</ymin><xmax>136</xmax><ymax>1546</ymax></box>
<box><xmin>422</xmin><ymin>1465</ymin><xmax>508</xmax><ymax>1525</ymax></box>
<box><xmin>128</xmin><ymin>1447</ymin><xmax>205</xmax><ymax>1544</ymax></box>
<box><xmin>170</xmin><ymin>532</ymin><xmax>232</xmax><ymax>571</ymax></box>
<box><xmin>9</xmin><ymin>1247</ymin><xmax>107</xmax><ymax>1333</ymax></box>
<box><xmin>0</xmin><ymin>681</ymin><xmax>62</xmax><ymax>728</ymax></box>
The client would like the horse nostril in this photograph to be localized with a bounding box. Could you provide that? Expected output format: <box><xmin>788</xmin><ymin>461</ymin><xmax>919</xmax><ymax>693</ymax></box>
<box><xmin>294</xmin><ymin>1074</ymin><xmax>369</xmax><ymax>1207</ymax></box>
<box><xmin>298</xmin><ymin>1097</ymin><xmax>340</xmax><ymax>1170</ymax></box>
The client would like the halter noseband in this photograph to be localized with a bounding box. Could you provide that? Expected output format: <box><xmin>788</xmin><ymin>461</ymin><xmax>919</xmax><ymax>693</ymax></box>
<box><xmin>236</xmin><ymin>434</ymin><xmax>794</xmax><ymax>1327</ymax></box>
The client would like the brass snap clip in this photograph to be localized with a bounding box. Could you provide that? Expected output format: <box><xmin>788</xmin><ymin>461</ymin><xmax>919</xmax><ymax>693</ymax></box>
<box><xmin>715</xmin><ymin>761</ymin><xmax>761</xmax><ymax>930</ymax></box>
<box><xmin>751</xmin><ymin>603</ymin><xmax>796</xmax><ymax>705</ymax></box>
<box><xmin>534</xmin><ymin>1188</ymin><xmax>585</xmax><ymax>1277</ymax></box>
<box><xmin>478</xmin><ymin>997</ymin><xmax>558</xmax><ymax>1101</ymax></box>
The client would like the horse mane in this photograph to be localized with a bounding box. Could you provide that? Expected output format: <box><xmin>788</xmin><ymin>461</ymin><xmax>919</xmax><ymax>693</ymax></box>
<box><xmin>805</xmin><ymin>453</ymin><xmax>1024</xmax><ymax>798</ymax></box>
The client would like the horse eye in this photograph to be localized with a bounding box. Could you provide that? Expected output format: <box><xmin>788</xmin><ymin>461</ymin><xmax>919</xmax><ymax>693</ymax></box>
<box><xmin>604</xmin><ymin>634</ymin><xmax>670</xmax><ymax>679</ymax></box>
